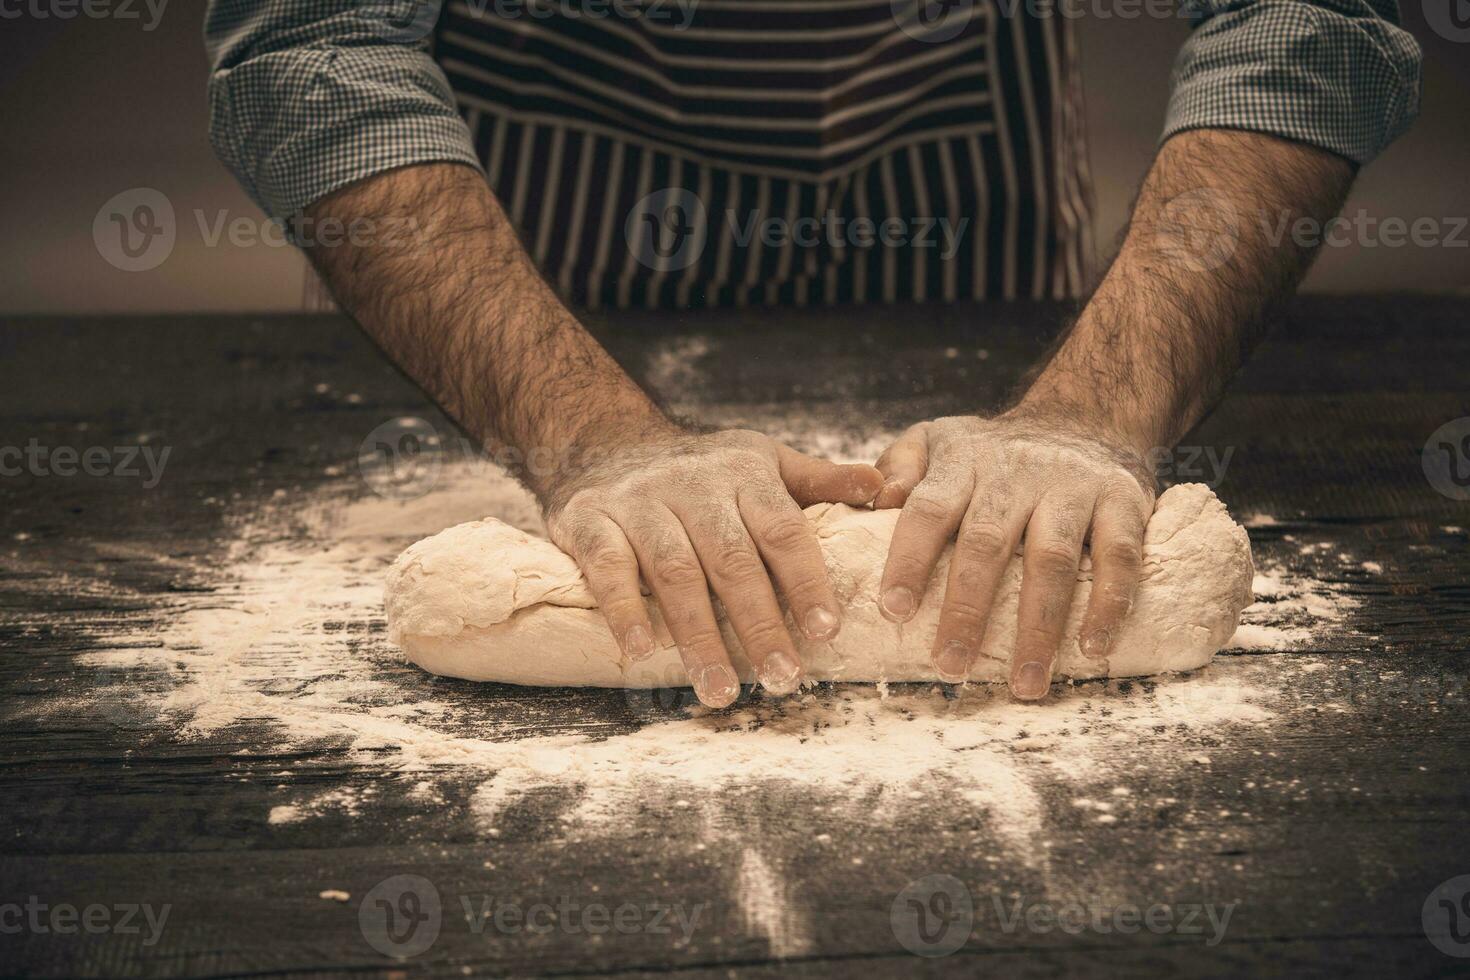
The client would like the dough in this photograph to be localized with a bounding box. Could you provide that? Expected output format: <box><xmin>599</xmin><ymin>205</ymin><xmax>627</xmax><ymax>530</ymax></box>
<box><xmin>385</xmin><ymin>483</ymin><xmax>1253</xmax><ymax>688</ymax></box>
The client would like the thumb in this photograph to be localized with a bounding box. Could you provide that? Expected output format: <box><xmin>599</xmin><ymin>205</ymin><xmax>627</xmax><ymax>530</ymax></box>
<box><xmin>873</xmin><ymin>423</ymin><xmax>929</xmax><ymax>509</ymax></box>
<box><xmin>776</xmin><ymin>444</ymin><xmax>884</xmax><ymax>507</ymax></box>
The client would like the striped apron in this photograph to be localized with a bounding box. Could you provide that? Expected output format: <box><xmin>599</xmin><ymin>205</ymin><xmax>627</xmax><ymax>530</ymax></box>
<box><xmin>433</xmin><ymin>0</ymin><xmax>1092</xmax><ymax>309</ymax></box>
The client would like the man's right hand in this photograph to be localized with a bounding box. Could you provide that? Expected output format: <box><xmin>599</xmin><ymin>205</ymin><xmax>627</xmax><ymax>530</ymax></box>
<box><xmin>543</xmin><ymin>427</ymin><xmax>883</xmax><ymax>708</ymax></box>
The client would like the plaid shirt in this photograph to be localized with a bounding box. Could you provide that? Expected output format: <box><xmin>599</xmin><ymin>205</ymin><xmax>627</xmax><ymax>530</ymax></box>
<box><xmin>203</xmin><ymin>0</ymin><xmax>1422</xmax><ymax>222</ymax></box>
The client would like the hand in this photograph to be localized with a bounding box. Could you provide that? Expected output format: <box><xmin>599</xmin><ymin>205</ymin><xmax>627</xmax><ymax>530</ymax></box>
<box><xmin>544</xmin><ymin>427</ymin><xmax>884</xmax><ymax>707</ymax></box>
<box><xmin>873</xmin><ymin>413</ymin><xmax>1155</xmax><ymax>700</ymax></box>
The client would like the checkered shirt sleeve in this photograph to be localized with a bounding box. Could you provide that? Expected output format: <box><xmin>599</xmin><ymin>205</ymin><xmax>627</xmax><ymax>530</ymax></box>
<box><xmin>204</xmin><ymin>0</ymin><xmax>482</xmax><ymax>222</ymax></box>
<box><xmin>1163</xmin><ymin>0</ymin><xmax>1423</xmax><ymax>164</ymax></box>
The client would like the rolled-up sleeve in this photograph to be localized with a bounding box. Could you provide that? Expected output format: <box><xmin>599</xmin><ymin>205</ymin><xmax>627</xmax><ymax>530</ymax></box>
<box><xmin>205</xmin><ymin>0</ymin><xmax>483</xmax><ymax>221</ymax></box>
<box><xmin>1162</xmin><ymin>0</ymin><xmax>1423</xmax><ymax>164</ymax></box>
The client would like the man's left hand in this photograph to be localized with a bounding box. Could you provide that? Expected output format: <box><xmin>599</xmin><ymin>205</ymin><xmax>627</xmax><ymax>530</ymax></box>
<box><xmin>872</xmin><ymin>413</ymin><xmax>1155</xmax><ymax>700</ymax></box>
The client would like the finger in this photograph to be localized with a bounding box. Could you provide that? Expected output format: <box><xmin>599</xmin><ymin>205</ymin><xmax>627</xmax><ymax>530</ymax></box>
<box><xmin>1011</xmin><ymin>493</ymin><xmax>1096</xmax><ymax>701</ymax></box>
<box><xmin>776</xmin><ymin>444</ymin><xmax>884</xmax><ymax>507</ymax></box>
<box><xmin>874</xmin><ymin>423</ymin><xmax>929</xmax><ymax>509</ymax></box>
<box><xmin>878</xmin><ymin>465</ymin><xmax>975</xmax><ymax>623</ymax></box>
<box><xmin>738</xmin><ymin>484</ymin><xmax>842</xmax><ymax>643</ymax></box>
<box><xmin>563</xmin><ymin>512</ymin><xmax>656</xmax><ymax>662</ymax></box>
<box><xmin>930</xmin><ymin>486</ymin><xmax>1027</xmax><ymax>683</ymax></box>
<box><xmin>676</xmin><ymin>503</ymin><xmax>805</xmax><ymax>697</ymax></box>
<box><xmin>620</xmin><ymin>509</ymin><xmax>741</xmax><ymax>708</ymax></box>
<box><xmin>1078</xmin><ymin>485</ymin><xmax>1149</xmax><ymax>660</ymax></box>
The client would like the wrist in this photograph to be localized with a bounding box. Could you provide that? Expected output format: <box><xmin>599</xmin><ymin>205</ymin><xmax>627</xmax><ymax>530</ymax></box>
<box><xmin>524</xmin><ymin>404</ymin><xmax>680</xmax><ymax>506</ymax></box>
<box><xmin>1003</xmin><ymin>392</ymin><xmax>1163</xmax><ymax>460</ymax></box>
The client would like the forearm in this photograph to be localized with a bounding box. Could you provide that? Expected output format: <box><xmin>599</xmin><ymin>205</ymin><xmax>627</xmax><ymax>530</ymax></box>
<box><xmin>1016</xmin><ymin>128</ymin><xmax>1354</xmax><ymax>454</ymax></box>
<box><xmin>302</xmin><ymin>164</ymin><xmax>673</xmax><ymax>497</ymax></box>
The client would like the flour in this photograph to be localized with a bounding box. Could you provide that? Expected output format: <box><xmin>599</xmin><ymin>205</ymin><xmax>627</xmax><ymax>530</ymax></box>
<box><xmin>1226</xmin><ymin>559</ymin><xmax>1360</xmax><ymax>651</ymax></box>
<box><xmin>15</xmin><ymin>441</ymin><xmax>1364</xmax><ymax>847</ymax></box>
<box><xmin>735</xmin><ymin>849</ymin><xmax>807</xmax><ymax>959</ymax></box>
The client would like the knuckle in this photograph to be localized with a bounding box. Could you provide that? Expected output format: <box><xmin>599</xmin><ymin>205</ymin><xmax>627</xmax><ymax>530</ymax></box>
<box><xmin>710</xmin><ymin>546</ymin><xmax>767</xmax><ymax>584</ymax></box>
<box><xmin>630</xmin><ymin>520</ymin><xmax>679</xmax><ymax>554</ymax></box>
<box><xmin>560</xmin><ymin>488</ymin><xmax>602</xmax><ymax>517</ymax></box>
<box><xmin>1098</xmin><ymin>539</ymin><xmax>1143</xmax><ymax>573</ymax></box>
<box><xmin>940</xmin><ymin>594</ymin><xmax>988</xmax><ymax>631</ymax></box>
<box><xmin>956</xmin><ymin>521</ymin><xmax>1010</xmax><ymax>563</ymax></box>
<box><xmin>1030</xmin><ymin>542</ymin><xmax>1082</xmax><ymax>576</ymax></box>
<box><xmin>677</xmin><ymin>628</ymin><xmax>729</xmax><ymax>658</ymax></box>
<box><xmin>1102</xmin><ymin>473</ymin><xmax>1150</xmax><ymax>501</ymax></box>
<box><xmin>756</xmin><ymin>513</ymin><xmax>812</xmax><ymax>552</ymax></box>
<box><xmin>737</xmin><ymin>618</ymin><xmax>793</xmax><ymax>654</ymax></box>
<box><xmin>651</xmin><ymin>555</ymin><xmax>706</xmax><ymax>591</ymax></box>
<box><xmin>773</xmin><ymin>570</ymin><xmax>829</xmax><ymax>604</ymax></box>
<box><xmin>904</xmin><ymin>492</ymin><xmax>955</xmax><ymax>528</ymax></box>
<box><xmin>579</xmin><ymin>541</ymin><xmax>632</xmax><ymax>578</ymax></box>
<box><xmin>602</xmin><ymin>596</ymin><xmax>649</xmax><ymax>625</ymax></box>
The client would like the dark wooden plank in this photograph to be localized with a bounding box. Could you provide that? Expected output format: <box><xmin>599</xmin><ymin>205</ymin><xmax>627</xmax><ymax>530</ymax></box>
<box><xmin>1</xmin><ymin>298</ymin><xmax>1468</xmax><ymax>977</ymax></box>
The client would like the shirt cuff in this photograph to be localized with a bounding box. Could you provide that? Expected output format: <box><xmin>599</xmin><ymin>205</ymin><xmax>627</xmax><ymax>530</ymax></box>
<box><xmin>1162</xmin><ymin>0</ymin><xmax>1423</xmax><ymax>165</ymax></box>
<box><xmin>209</xmin><ymin>44</ymin><xmax>483</xmax><ymax>222</ymax></box>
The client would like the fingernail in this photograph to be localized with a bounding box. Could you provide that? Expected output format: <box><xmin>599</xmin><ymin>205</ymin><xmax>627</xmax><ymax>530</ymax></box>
<box><xmin>758</xmin><ymin>651</ymin><xmax>802</xmax><ymax>695</ymax></box>
<box><xmin>880</xmin><ymin>586</ymin><xmax>916</xmax><ymax>622</ymax></box>
<box><xmin>1012</xmin><ymin>661</ymin><xmax>1050</xmax><ymax>700</ymax></box>
<box><xmin>1081</xmin><ymin>628</ymin><xmax>1112</xmax><ymax>660</ymax></box>
<box><xmin>693</xmin><ymin>664</ymin><xmax>740</xmax><ymax>708</ymax></box>
<box><xmin>933</xmin><ymin>640</ymin><xmax>970</xmax><ymax>683</ymax></box>
<box><xmin>623</xmin><ymin>625</ymin><xmax>654</xmax><ymax>661</ymax></box>
<box><xmin>803</xmin><ymin>605</ymin><xmax>840</xmax><ymax>640</ymax></box>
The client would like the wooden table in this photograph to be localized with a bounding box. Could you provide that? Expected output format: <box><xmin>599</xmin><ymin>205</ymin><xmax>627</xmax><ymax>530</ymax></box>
<box><xmin>2</xmin><ymin>297</ymin><xmax>1468</xmax><ymax>977</ymax></box>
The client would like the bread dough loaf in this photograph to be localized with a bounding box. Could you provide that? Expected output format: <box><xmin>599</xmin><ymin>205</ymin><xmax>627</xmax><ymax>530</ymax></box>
<box><xmin>385</xmin><ymin>483</ymin><xmax>1253</xmax><ymax>688</ymax></box>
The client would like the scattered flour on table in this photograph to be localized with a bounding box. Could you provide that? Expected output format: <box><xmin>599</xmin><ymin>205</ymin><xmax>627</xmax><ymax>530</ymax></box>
<box><xmin>1226</xmin><ymin>552</ymin><xmax>1361</xmax><ymax>651</ymax></box>
<box><xmin>19</xmin><ymin>439</ymin><xmax>1362</xmax><ymax>843</ymax></box>
<box><xmin>735</xmin><ymin>849</ymin><xmax>806</xmax><ymax>959</ymax></box>
<box><xmin>9</xmin><ymin>434</ymin><xmax>1383</xmax><ymax>961</ymax></box>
